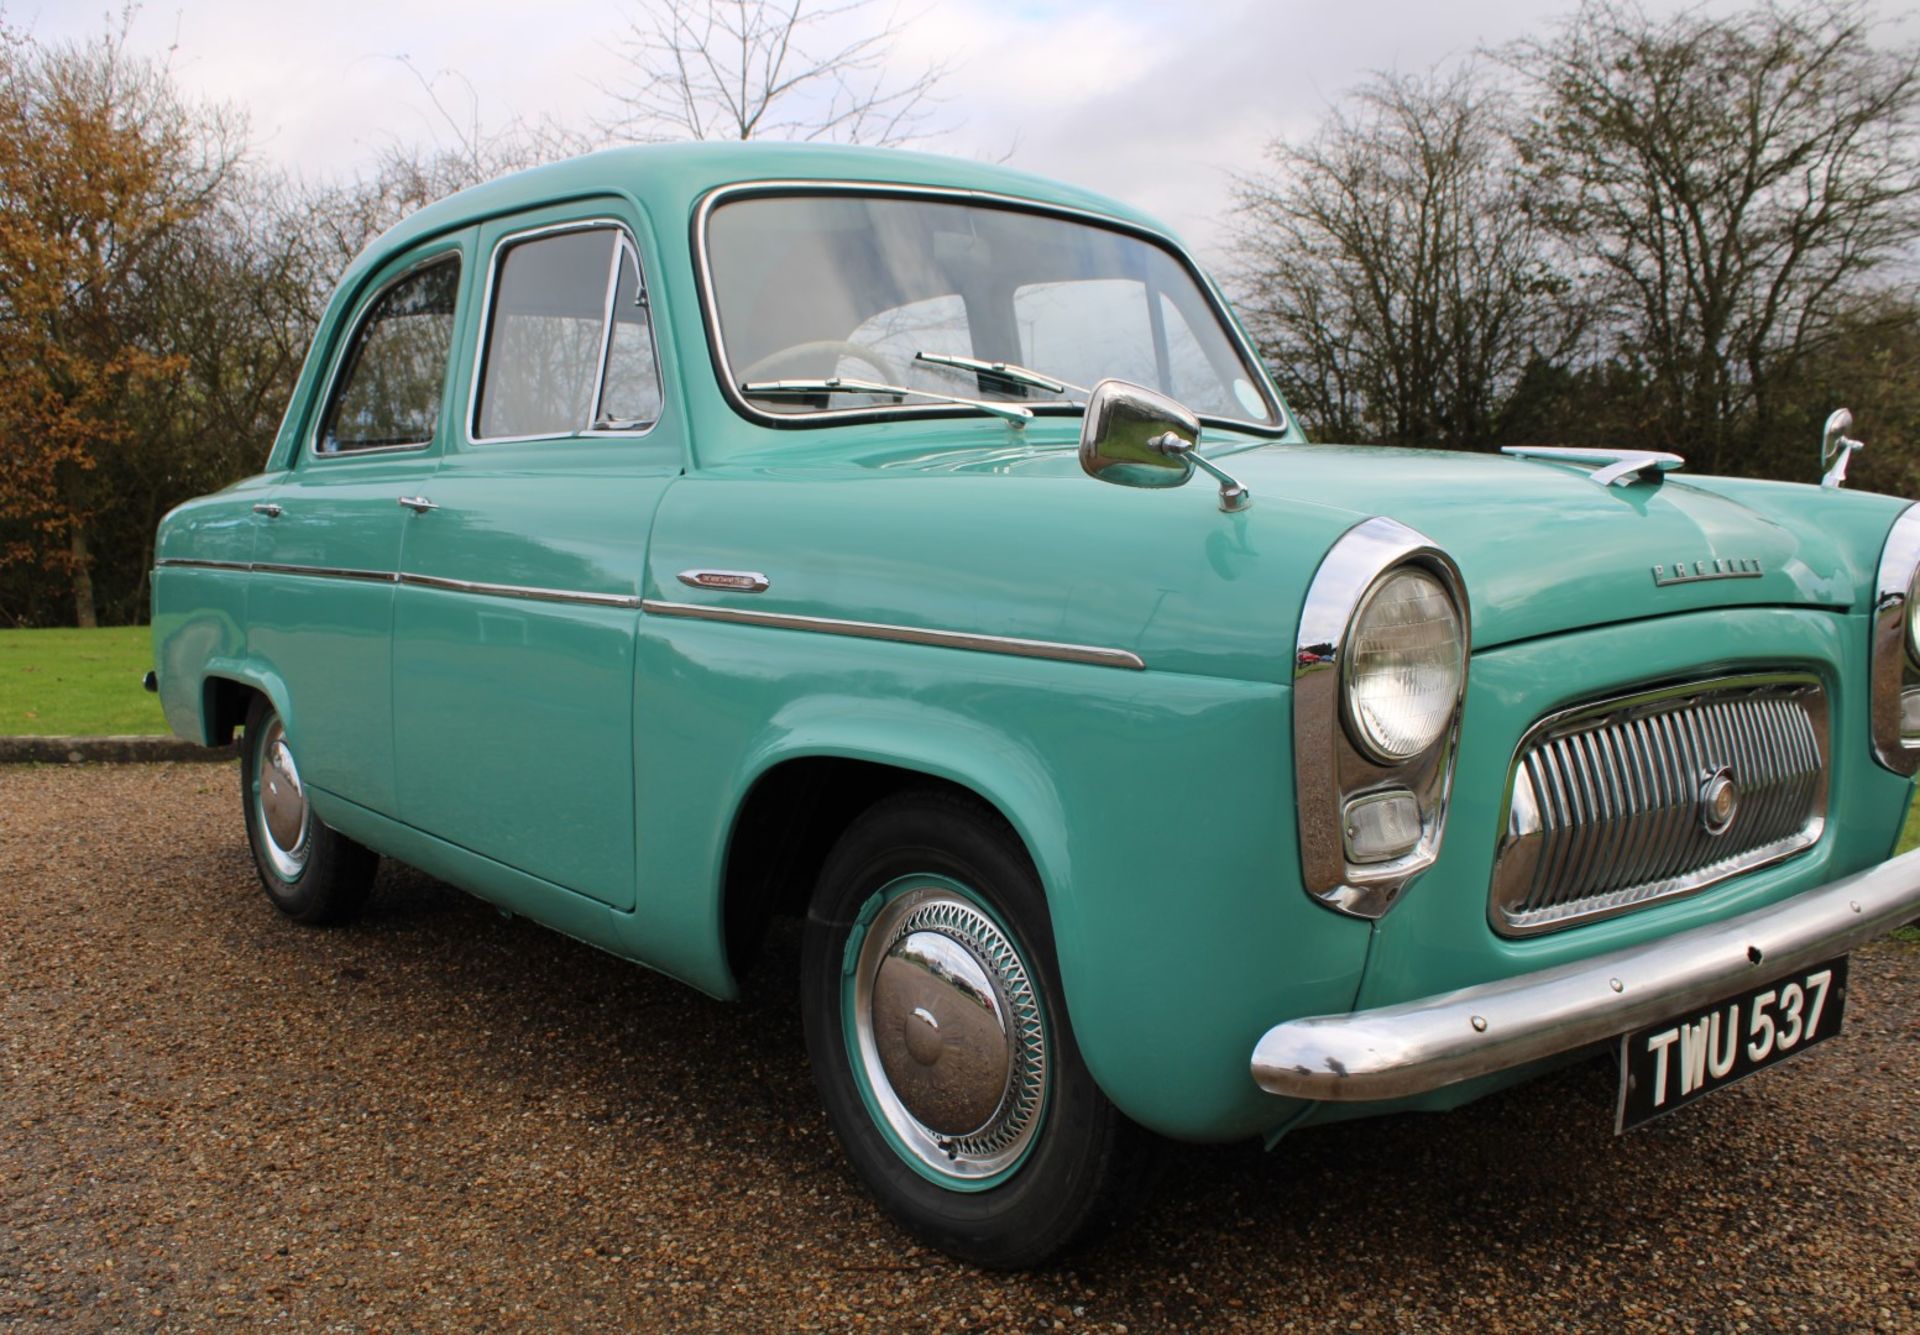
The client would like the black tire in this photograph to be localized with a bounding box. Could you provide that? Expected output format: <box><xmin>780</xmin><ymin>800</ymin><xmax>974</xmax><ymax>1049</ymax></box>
<box><xmin>800</xmin><ymin>789</ymin><xmax>1160</xmax><ymax>1268</ymax></box>
<box><xmin>240</xmin><ymin>693</ymin><xmax>377</xmax><ymax>925</ymax></box>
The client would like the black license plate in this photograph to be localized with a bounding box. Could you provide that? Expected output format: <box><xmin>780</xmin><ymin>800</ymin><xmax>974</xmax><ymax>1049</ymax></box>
<box><xmin>1616</xmin><ymin>955</ymin><xmax>1848</xmax><ymax>1132</ymax></box>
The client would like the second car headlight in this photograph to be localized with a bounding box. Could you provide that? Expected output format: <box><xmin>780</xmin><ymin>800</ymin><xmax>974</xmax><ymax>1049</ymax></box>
<box><xmin>1343</xmin><ymin>567</ymin><xmax>1465</xmax><ymax>763</ymax></box>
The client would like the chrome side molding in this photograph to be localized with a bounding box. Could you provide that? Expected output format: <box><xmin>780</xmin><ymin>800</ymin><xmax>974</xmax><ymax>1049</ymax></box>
<box><xmin>1501</xmin><ymin>445</ymin><xmax>1685</xmax><ymax>488</ymax></box>
<box><xmin>640</xmin><ymin>599</ymin><xmax>1145</xmax><ymax>671</ymax></box>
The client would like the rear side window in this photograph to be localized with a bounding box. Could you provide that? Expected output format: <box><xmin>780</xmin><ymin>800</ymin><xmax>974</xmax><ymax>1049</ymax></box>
<box><xmin>474</xmin><ymin>224</ymin><xmax>663</xmax><ymax>440</ymax></box>
<box><xmin>317</xmin><ymin>257</ymin><xmax>461</xmax><ymax>454</ymax></box>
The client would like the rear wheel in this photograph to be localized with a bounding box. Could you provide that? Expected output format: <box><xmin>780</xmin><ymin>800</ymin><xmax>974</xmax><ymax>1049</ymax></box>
<box><xmin>800</xmin><ymin>790</ymin><xmax>1159</xmax><ymax>1268</ymax></box>
<box><xmin>240</xmin><ymin>694</ymin><xmax>377</xmax><ymax>925</ymax></box>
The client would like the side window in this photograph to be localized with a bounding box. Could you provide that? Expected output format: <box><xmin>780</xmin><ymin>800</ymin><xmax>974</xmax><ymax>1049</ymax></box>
<box><xmin>475</xmin><ymin>225</ymin><xmax>663</xmax><ymax>440</ymax></box>
<box><xmin>318</xmin><ymin>257</ymin><xmax>461</xmax><ymax>454</ymax></box>
<box><xmin>596</xmin><ymin>243</ymin><xmax>662</xmax><ymax>429</ymax></box>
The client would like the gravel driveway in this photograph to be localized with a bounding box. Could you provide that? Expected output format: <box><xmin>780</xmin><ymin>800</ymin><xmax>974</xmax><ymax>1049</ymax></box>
<box><xmin>2</xmin><ymin>763</ymin><xmax>1916</xmax><ymax>1332</ymax></box>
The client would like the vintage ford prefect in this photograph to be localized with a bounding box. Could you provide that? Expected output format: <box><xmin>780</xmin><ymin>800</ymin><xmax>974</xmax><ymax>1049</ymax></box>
<box><xmin>151</xmin><ymin>143</ymin><xmax>1920</xmax><ymax>1266</ymax></box>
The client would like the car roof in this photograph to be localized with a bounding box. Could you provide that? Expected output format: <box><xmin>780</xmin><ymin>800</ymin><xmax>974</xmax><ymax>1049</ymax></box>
<box><xmin>368</xmin><ymin>141</ymin><xmax>1176</xmax><ymax>263</ymax></box>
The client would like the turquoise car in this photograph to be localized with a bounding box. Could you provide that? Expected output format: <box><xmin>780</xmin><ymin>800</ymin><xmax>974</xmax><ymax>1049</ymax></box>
<box><xmin>151</xmin><ymin>143</ymin><xmax>1920</xmax><ymax>1267</ymax></box>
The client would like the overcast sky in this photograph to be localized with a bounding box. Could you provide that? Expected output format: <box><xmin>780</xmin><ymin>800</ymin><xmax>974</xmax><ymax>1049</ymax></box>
<box><xmin>17</xmin><ymin>0</ymin><xmax>1920</xmax><ymax>263</ymax></box>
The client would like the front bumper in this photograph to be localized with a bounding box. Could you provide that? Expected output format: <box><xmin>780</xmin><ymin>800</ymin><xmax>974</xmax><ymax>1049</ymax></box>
<box><xmin>1252</xmin><ymin>846</ymin><xmax>1920</xmax><ymax>1101</ymax></box>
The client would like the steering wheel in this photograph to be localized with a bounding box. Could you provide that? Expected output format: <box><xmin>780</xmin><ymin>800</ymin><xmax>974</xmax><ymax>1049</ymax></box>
<box><xmin>738</xmin><ymin>340</ymin><xmax>904</xmax><ymax>389</ymax></box>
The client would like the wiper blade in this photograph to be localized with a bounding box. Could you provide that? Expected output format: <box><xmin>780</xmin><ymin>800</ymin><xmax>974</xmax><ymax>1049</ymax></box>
<box><xmin>913</xmin><ymin>351</ymin><xmax>1087</xmax><ymax>398</ymax></box>
<box><xmin>740</xmin><ymin>377</ymin><xmax>1034</xmax><ymax>425</ymax></box>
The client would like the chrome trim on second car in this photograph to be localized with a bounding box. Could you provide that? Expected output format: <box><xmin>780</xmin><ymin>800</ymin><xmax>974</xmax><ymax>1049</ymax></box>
<box><xmin>1252</xmin><ymin>843</ymin><xmax>1920</xmax><ymax>1102</ymax></box>
<box><xmin>1293</xmin><ymin>517</ymin><xmax>1470</xmax><ymax>919</ymax></box>
<box><xmin>1869</xmin><ymin>503</ymin><xmax>1920</xmax><ymax>775</ymax></box>
<box><xmin>640</xmin><ymin>599</ymin><xmax>1145</xmax><ymax>670</ymax></box>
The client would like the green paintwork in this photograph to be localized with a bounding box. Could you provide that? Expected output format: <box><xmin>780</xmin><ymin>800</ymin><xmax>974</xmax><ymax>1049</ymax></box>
<box><xmin>153</xmin><ymin>143</ymin><xmax>1916</xmax><ymax>1146</ymax></box>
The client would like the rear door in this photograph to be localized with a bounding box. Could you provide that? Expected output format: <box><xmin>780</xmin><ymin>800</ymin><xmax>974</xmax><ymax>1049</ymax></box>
<box><xmin>249</xmin><ymin>235</ymin><xmax>472</xmax><ymax>815</ymax></box>
<box><xmin>391</xmin><ymin>205</ymin><xmax>679</xmax><ymax>910</ymax></box>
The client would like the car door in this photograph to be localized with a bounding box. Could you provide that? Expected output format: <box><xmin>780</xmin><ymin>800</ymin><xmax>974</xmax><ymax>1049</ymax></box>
<box><xmin>248</xmin><ymin>235</ymin><xmax>473</xmax><ymax>816</ymax></box>
<box><xmin>391</xmin><ymin>207</ymin><xmax>679</xmax><ymax>911</ymax></box>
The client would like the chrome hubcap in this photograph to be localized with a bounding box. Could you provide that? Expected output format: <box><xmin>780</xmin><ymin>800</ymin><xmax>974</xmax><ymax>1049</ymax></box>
<box><xmin>850</xmin><ymin>884</ymin><xmax>1047</xmax><ymax>1183</ymax></box>
<box><xmin>254</xmin><ymin>716</ymin><xmax>311</xmax><ymax>880</ymax></box>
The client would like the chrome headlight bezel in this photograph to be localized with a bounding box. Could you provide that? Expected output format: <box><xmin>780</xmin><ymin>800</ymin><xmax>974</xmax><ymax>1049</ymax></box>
<box><xmin>1294</xmin><ymin>518</ymin><xmax>1471</xmax><ymax>919</ymax></box>
<box><xmin>1869</xmin><ymin>504</ymin><xmax>1920</xmax><ymax>773</ymax></box>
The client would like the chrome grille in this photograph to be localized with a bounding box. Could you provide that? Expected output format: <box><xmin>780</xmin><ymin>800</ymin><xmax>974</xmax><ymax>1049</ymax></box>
<box><xmin>1490</xmin><ymin>673</ymin><xmax>1828</xmax><ymax>936</ymax></box>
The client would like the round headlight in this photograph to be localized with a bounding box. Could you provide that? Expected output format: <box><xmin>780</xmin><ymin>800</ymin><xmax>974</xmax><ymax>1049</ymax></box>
<box><xmin>1344</xmin><ymin>566</ymin><xmax>1465</xmax><ymax>763</ymax></box>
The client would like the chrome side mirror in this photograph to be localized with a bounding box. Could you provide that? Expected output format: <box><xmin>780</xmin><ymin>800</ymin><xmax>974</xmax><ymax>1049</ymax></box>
<box><xmin>1821</xmin><ymin>408</ymin><xmax>1864</xmax><ymax>489</ymax></box>
<box><xmin>1078</xmin><ymin>379</ymin><xmax>1251</xmax><ymax>512</ymax></box>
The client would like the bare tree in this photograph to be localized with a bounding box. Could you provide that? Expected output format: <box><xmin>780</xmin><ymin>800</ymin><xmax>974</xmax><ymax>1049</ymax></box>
<box><xmin>599</xmin><ymin>0</ymin><xmax>951</xmax><ymax>145</ymax></box>
<box><xmin>1505</xmin><ymin>0</ymin><xmax>1920</xmax><ymax>472</ymax></box>
<box><xmin>1230</xmin><ymin>66</ymin><xmax>1576</xmax><ymax>447</ymax></box>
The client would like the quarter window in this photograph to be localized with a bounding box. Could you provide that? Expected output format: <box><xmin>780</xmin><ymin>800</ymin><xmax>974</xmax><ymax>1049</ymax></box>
<box><xmin>475</xmin><ymin>225</ymin><xmax>663</xmax><ymax>440</ymax></box>
<box><xmin>318</xmin><ymin>257</ymin><xmax>460</xmax><ymax>454</ymax></box>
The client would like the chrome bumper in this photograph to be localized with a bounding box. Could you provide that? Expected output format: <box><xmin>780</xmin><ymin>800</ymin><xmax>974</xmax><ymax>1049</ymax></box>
<box><xmin>1252</xmin><ymin>847</ymin><xmax>1920</xmax><ymax>1102</ymax></box>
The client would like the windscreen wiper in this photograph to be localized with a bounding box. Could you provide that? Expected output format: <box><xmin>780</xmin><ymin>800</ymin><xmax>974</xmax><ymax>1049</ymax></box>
<box><xmin>913</xmin><ymin>351</ymin><xmax>1087</xmax><ymax>399</ymax></box>
<box><xmin>740</xmin><ymin>377</ymin><xmax>1034</xmax><ymax>425</ymax></box>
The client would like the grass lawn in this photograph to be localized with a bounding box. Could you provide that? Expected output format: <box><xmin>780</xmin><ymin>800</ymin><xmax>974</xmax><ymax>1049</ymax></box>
<box><xmin>0</xmin><ymin>626</ymin><xmax>169</xmax><ymax>735</ymax></box>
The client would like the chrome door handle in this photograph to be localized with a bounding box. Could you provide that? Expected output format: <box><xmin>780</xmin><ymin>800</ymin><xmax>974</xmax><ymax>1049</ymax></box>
<box><xmin>252</xmin><ymin>503</ymin><xmax>282</xmax><ymax>518</ymax></box>
<box><xmin>397</xmin><ymin>496</ymin><xmax>437</xmax><ymax>513</ymax></box>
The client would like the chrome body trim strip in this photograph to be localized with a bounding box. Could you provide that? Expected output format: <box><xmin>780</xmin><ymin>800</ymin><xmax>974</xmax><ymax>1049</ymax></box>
<box><xmin>640</xmin><ymin>599</ymin><xmax>1145</xmax><ymax>670</ymax></box>
<box><xmin>1869</xmin><ymin>503</ymin><xmax>1920</xmax><ymax>774</ymax></box>
<box><xmin>691</xmin><ymin>179</ymin><xmax>1288</xmax><ymax>436</ymax></box>
<box><xmin>400</xmin><ymin>573</ymin><xmax>641</xmax><ymax>609</ymax></box>
<box><xmin>252</xmin><ymin>562</ymin><xmax>398</xmax><ymax>584</ymax></box>
<box><xmin>1252</xmin><ymin>844</ymin><xmax>1920</xmax><ymax>1102</ymax></box>
<box><xmin>153</xmin><ymin>557</ymin><xmax>251</xmax><ymax>573</ymax></box>
<box><xmin>157</xmin><ymin>558</ymin><xmax>636</xmax><ymax>608</ymax></box>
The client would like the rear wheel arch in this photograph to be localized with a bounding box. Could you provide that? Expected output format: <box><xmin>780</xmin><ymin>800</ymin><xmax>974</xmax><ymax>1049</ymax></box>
<box><xmin>197</xmin><ymin>667</ymin><xmax>293</xmax><ymax>747</ymax></box>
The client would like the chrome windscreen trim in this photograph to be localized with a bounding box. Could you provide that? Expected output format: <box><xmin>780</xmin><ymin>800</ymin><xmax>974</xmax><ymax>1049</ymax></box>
<box><xmin>692</xmin><ymin>179</ymin><xmax>1288</xmax><ymax>436</ymax></box>
<box><xmin>640</xmin><ymin>599</ymin><xmax>1145</xmax><ymax>670</ymax></box>
<box><xmin>400</xmin><ymin>573</ymin><xmax>641</xmax><ymax>609</ymax></box>
<box><xmin>1253</xmin><ymin>844</ymin><xmax>1920</xmax><ymax>1102</ymax></box>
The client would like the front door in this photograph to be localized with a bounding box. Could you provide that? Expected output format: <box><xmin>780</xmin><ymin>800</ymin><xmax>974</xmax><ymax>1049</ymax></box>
<box><xmin>392</xmin><ymin>210</ymin><xmax>679</xmax><ymax>910</ymax></box>
<box><xmin>249</xmin><ymin>240</ymin><xmax>470</xmax><ymax>815</ymax></box>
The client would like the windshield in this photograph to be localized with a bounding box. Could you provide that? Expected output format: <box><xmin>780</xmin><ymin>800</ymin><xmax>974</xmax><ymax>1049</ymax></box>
<box><xmin>703</xmin><ymin>192</ymin><xmax>1278</xmax><ymax>427</ymax></box>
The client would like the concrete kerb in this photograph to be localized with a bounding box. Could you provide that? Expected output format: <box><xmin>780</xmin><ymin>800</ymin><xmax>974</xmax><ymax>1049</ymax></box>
<box><xmin>0</xmin><ymin>736</ymin><xmax>237</xmax><ymax>765</ymax></box>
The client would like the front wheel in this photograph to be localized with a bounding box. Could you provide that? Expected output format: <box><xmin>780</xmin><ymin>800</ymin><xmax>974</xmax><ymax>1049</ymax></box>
<box><xmin>240</xmin><ymin>694</ymin><xmax>378</xmax><ymax>925</ymax></box>
<box><xmin>800</xmin><ymin>791</ymin><xmax>1159</xmax><ymax>1268</ymax></box>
